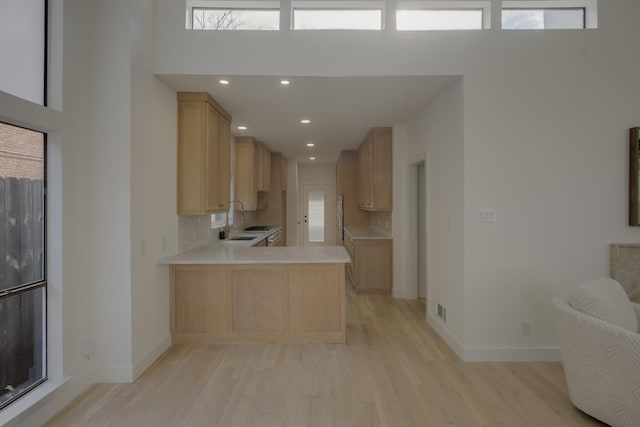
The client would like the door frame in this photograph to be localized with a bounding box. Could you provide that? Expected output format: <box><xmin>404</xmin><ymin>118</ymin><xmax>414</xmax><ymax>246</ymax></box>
<box><xmin>301</xmin><ymin>183</ymin><xmax>334</xmax><ymax>246</ymax></box>
<box><xmin>405</xmin><ymin>154</ymin><xmax>430</xmax><ymax>316</ymax></box>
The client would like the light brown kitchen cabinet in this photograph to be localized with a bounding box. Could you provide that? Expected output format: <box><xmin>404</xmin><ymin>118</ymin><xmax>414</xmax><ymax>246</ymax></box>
<box><xmin>170</xmin><ymin>263</ymin><xmax>345</xmax><ymax>344</ymax></box>
<box><xmin>344</xmin><ymin>231</ymin><xmax>392</xmax><ymax>294</ymax></box>
<box><xmin>256</xmin><ymin>152</ymin><xmax>288</xmax><ymax>245</ymax></box>
<box><xmin>336</xmin><ymin>150</ymin><xmax>370</xmax><ymax>243</ymax></box>
<box><xmin>281</xmin><ymin>156</ymin><xmax>288</xmax><ymax>191</ymax></box>
<box><xmin>177</xmin><ymin>92</ymin><xmax>232</xmax><ymax>215</ymax></box>
<box><xmin>235</xmin><ymin>136</ymin><xmax>259</xmax><ymax>211</ymax></box>
<box><xmin>256</xmin><ymin>141</ymin><xmax>271</xmax><ymax>192</ymax></box>
<box><xmin>357</xmin><ymin>127</ymin><xmax>392</xmax><ymax>211</ymax></box>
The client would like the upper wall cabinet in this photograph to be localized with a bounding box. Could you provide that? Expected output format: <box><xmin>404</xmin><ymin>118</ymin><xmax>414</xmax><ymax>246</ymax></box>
<box><xmin>235</xmin><ymin>136</ymin><xmax>260</xmax><ymax>211</ymax></box>
<box><xmin>337</xmin><ymin>150</ymin><xmax>370</xmax><ymax>239</ymax></box>
<box><xmin>177</xmin><ymin>92</ymin><xmax>232</xmax><ymax>215</ymax></box>
<box><xmin>357</xmin><ymin>127</ymin><xmax>392</xmax><ymax>211</ymax></box>
<box><xmin>256</xmin><ymin>141</ymin><xmax>272</xmax><ymax>192</ymax></box>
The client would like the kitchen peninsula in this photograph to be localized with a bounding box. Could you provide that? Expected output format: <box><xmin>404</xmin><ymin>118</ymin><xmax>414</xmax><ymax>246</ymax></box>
<box><xmin>160</xmin><ymin>240</ymin><xmax>350</xmax><ymax>344</ymax></box>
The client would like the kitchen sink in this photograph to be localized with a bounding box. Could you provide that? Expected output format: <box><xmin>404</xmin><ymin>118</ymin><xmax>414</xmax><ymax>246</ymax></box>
<box><xmin>228</xmin><ymin>235</ymin><xmax>256</xmax><ymax>241</ymax></box>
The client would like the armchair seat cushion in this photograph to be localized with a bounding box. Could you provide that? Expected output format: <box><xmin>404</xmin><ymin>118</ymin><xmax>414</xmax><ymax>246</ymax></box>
<box><xmin>568</xmin><ymin>278</ymin><xmax>638</xmax><ymax>333</ymax></box>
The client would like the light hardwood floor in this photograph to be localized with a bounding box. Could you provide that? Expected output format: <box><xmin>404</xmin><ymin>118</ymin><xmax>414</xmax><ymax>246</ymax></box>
<box><xmin>47</xmin><ymin>289</ymin><xmax>604</xmax><ymax>427</ymax></box>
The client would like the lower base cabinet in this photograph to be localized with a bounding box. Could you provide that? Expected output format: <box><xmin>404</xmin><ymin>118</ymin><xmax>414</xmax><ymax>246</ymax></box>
<box><xmin>344</xmin><ymin>233</ymin><xmax>392</xmax><ymax>294</ymax></box>
<box><xmin>171</xmin><ymin>263</ymin><xmax>346</xmax><ymax>344</ymax></box>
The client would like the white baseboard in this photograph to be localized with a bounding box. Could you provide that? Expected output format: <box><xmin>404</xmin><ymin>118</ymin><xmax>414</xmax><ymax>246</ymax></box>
<box><xmin>426</xmin><ymin>313</ymin><xmax>464</xmax><ymax>359</ymax></box>
<box><xmin>98</xmin><ymin>335</ymin><xmax>172</xmax><ymax>383</ymax></box>
<box><xmin>99</xmin><ymin>364</ymin><xmax>134</xmax><ymax>383</ymax></box>
<box><xmin>132</xmin><ymin>334</ymin><xmax>172</xmax><ymax>380</ymax></box>
<box><xmin>462</xmin><ymin>346</ymin><xmax>561</xmax><ymax>362</ymax></box>
<box><xmin>426</xmin><ymin>313</ymin><xmax>560</xmax><ymax>362</ymax></box>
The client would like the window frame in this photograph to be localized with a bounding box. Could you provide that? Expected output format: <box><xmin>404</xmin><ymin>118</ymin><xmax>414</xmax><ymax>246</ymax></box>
<box><xmin>502</xmin><ymin>7</ymin><xmax>585</xmax><ymax>29</ymax></box>
<box><xmin>501</xmin><ymin>0</ymin><xmax>597</xmax><ymax>29</ymax></box>
<box><xmin>190</xmin><ymin>6</ymin><xmax>280</xmax><ymax>30</ymax></box>
<box><xmin>291</xmin><ymin>0</ymin><xmax>385</xmax><ymax>30</ymax></box>
<box><xmin>396</xmin><ymin>8</ymin><xmax>486</xmax><ymax>31</ymax></box>
<box><xmin>0</xmin><ymin>122</ymin><xmax>48</xmax><ymax>412</ymax></box>
<box><xmin>396</xmin><ymin>1</ymin><xmax>491</xmax><ymax>30</ymax></box>
<box><xmin>186</xmin><ymin>0</ymin><xmax>281</xmax><ymax>30</ymax></box>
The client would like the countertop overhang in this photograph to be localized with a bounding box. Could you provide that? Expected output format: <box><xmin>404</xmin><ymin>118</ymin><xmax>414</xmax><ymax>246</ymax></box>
<box><xmin>160</xmin><ymin>244</ymin><xmax>350</xmax><ymax>265</ymax></box>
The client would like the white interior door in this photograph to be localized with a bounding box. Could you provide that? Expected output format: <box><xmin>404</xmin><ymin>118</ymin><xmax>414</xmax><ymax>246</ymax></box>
<box><xmin>302</xmin><ymin>184</ymin><xmax>332</xmax><ymax>246</ymax></box>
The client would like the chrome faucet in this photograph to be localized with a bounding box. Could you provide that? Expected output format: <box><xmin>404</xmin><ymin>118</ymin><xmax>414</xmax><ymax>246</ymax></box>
<box><xmin>226</xmin><ymin>201</ymin><xmax>245</xmax><ymax>235</ymax></box>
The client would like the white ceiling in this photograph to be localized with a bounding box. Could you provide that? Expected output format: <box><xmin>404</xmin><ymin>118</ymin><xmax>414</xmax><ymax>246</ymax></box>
<box><xmin>158</xmin><ymin>75</ymin><xmax>458</xmax><ymax>163</ymax></box>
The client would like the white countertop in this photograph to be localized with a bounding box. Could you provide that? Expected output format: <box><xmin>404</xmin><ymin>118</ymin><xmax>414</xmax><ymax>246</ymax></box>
<box><xmin>344</xmin><ymin>227</ymin><xmax>392</xmax><ymax>240</ymax></box>
<box><xmin>160</xmin><ymin>237</ymin><xmax>350</xmax><ymax>265</ymax></box>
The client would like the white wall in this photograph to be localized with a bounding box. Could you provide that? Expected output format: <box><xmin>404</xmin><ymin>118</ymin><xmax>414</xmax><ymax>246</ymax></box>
<box><xmin>405</xmin><ymin>79</ymin><xmax>465</xmax><ymax>356</ymax></box>
<box><xmin>91</xmin><ymin>0</ymin><xmax>134</xmax><ymax>381</ymax></box>
<box><xmin>130</xmin><ymin>0</ymin><xmax>176</xmax><ymax>378</ymax></box>
<box><xmin>152</xmin><ymin>0</ymin><xmax>640</xmax><ymax>361</ymax></box>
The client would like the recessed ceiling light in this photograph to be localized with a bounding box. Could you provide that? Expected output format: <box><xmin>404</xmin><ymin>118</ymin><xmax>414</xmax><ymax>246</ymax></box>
<box><xmin>219</xmin><ymin>79</ymin><xmax>229</xmax><ymax>85</ymax></box>
<box><xmin>237</xmin><ymin>125</ymin><xmax>247</xmax><ymax>130</ymax></box>
<box><xmin>280</xmin><ymin>80</ymin><xmax>291</xmax><ymax>85</ymax></box>
<box><xmin>306</xmin><ymin>143</ymin><xmax>315</xmax><ymax>147</ymax></box>
<box><xmin>309</xmin><ymin>157</ymin><xmax>316</xmax><ymax>160</ymax></box>
<box><xmin>300</xmin><ymin>119</ymin><xmax>311</xmax><ymax>124</ymax></box>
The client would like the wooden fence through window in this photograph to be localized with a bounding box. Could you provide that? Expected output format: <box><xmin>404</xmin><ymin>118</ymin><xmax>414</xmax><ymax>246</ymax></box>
<box><xmin>0</xmin><ymin>177</ymin><xmax>45</xmax><ymax>396</ymax></box>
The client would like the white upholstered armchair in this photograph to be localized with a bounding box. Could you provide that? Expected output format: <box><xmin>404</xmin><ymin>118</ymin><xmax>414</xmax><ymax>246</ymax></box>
<box><xmin>552</xmin><ymin>278</ymin><xmax>640</xmax><ymax>427</ymax></box>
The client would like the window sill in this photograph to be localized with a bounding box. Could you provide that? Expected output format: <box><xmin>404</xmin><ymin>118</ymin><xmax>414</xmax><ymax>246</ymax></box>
<box><xmin>0</xmin><ymin>377</ymin><xmax>69</xmax><ymax>426</ymax></box>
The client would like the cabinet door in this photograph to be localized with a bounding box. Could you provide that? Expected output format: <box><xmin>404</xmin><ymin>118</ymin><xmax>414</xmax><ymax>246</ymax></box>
<box><xmin>205</xmin><ymin>103</ymin><xmax>222</xmax><ymax>212</ymax></box>
<box><xmin>177</xmin><ymin>92</ymin><xmax>232</xmax><ymax>215</ymax></box>
<box><xmin>256</xmin><ymin>143</ymin><xmax>271</xmax><ymax>191</ymax></box>
<box><xmin>235</xmin><ymin>139</ymin><xmax>258</xmax><ymax>210</ymax></box>
<box><xmin>371</xmin><ymin>130</ymin><xmax>392</xmax><ymax>211</ymax></box>
<box><xmin>354</xmin><ymin>239</ymin><xmax>392</xmax><ymax>293</ymax></box>
<box><xmin>264</xmin><ymin>148</ymin><xmax>271</xmax><ymax>191</ymax></box>
<box><xmin>336</xmin><ymin>155</ymin><xmax>344</xmax><ymax>194</ymax></box>
<box><xmin>177</xmin><ymin>100</ymin><xmax>207</xmax><ymax>215</ymax></box>
<box><xmin>256</xmin><ymin>143</ymin><xmax>265</xmax><ymax>191</ymax></box>
<box><xmin>358</xmin><ymin>136</ymin><xmax>373</xmax><ymax>209</ymax></box>
<box><xmin>218</xmin><ymin>116</ymin><xmax>231</xmax><ymax>210</ymax></box>
<box><xmin>281</xmin><ymin>156</ymin><xmax>287</xmax><ymax>191</ymax></box>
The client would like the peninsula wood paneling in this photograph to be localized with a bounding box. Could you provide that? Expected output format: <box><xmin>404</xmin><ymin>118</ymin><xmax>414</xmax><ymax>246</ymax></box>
<box><xmin>288</xmin><ymin>264</ymin><xmax>343</xmax><ymax>335</ymax></box>
<box><xmin>170</xmin><ymin>263</ymin><xmax>346</xmax><ymax>344</ymax></box>
<box><xmin>172</xmin><ymin>266</ymin><xmax>228</xmax><ymax>335</ymax></box>
<box><xmin>231</xmin><ymin>268</ymin><xmax>285</xmax><ymax>334</ymax></box>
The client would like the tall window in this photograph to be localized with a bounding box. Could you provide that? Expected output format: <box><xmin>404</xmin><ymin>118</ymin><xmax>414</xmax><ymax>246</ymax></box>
<box><xmin>0</xmin><ymin>0</ymin><xmax>47</xmax><ymax>105</ymax></box>
<box><xmin>0</xmin><ymin>122</ymin><xmax>46</xmax><ymax>410</ymax></box>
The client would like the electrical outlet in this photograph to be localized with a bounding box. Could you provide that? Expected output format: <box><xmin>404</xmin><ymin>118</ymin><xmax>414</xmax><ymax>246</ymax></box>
<box><xmin>437</xmin><ymin>303</ymin><xmax>443</xmax><ymax>318</ymax></box>
<box><xmin>521</xmin><ymin>321</ymin><xmax>531</xmax><ymax>337</ymax></box>
<box><xmin>443</xmin><ymin>307</ymin><xmax>447</xmax><ymax>322</ymax></box>
<box><xmin>479</xmin><ymin>209</ymin><xmax>496</xmax><ymax>223</ymax></box>
<box><xmin>83</xmin><ymin>338</ymin><xmax>95</xmax><ymax>360</ymax></box>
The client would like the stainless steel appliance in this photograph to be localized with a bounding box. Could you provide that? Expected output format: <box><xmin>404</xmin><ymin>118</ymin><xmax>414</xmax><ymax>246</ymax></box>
<box><xmin>337</xmin><ymin>193</ymin><xmax>344</xmax><ymax>242</ymax></box>
<box><xmin>266</xmin><ymin>228</ymin><xmax>283</xmax><ymax>246</ymax></box>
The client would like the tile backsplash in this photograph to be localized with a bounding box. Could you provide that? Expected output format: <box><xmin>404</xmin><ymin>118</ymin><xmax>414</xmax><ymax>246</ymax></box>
<box><xmin>370</xmin><ymin>211</ymin><xmax>392</xmax><ymax>234</ymax></box>
<box><xmin>177</xmin><ymin>215</ymin><xmax>217</xmax><ymax>252</ymax></box>
<box><xmin>177</xmin><ymin>210</ymin><xmax>257</xmax><ymax>252</ymax></box>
